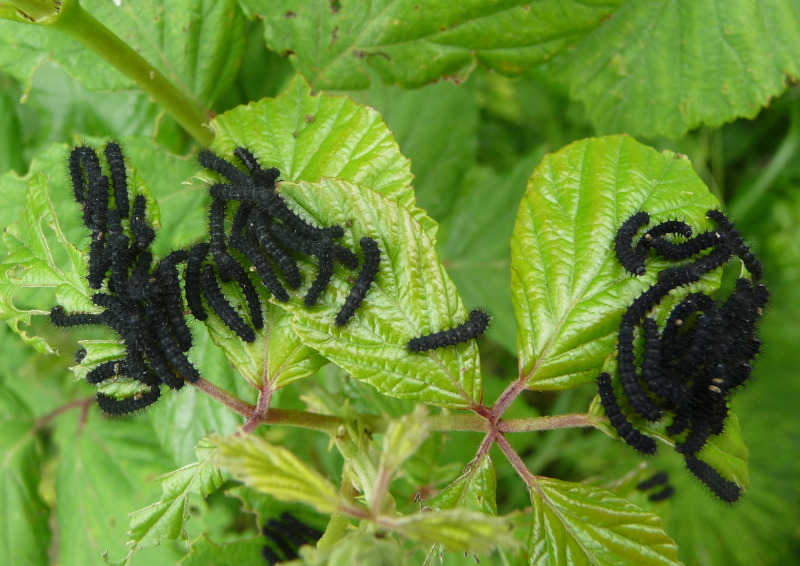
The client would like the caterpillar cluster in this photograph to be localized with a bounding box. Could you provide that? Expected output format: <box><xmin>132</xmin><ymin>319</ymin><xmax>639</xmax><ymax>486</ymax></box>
<box><xmin>52</xmin><ymin>143</ymin><xmax>381</xmax><ymax>414</ymax></box>
<box><xmin>261</xmin><ymin>513</ymin><xmax>322</xmax><ymax>565</ymax></box>
<box><xmin>600</xmin><ymin>210</ymin><xmax>767</xmax><ymax>502</ymax></box>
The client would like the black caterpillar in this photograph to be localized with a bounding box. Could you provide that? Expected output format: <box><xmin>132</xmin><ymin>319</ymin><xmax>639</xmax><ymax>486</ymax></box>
<box><xmin>261</xmin><ymin>513</ymin><xmax>323</xmax><ymax>565</ymax></box>
<box><xmin>408</xmin><ymin>308</ymin><xmax>491</xmax><ymax>353</ymax></box>
<box><xmin>635</xmin><ymin>471</ymin><xmax>674</xmax><ymax>502</ymax></box>
<box><xmin>599</xmin><ymin>211</ymin><xmax>766</xmax><ymax>502</ymax></box>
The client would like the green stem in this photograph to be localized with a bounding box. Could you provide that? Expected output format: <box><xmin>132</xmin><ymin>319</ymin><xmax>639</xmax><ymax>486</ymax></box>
<box><xmin>499</xmin><ymin>412</ymin><xmax>596</xmax><ymax>433</ymax></box>
<box><xmin>36</xmin><ymin>0</ymin><xmax>213</xmax><ymax>144</ymax></box>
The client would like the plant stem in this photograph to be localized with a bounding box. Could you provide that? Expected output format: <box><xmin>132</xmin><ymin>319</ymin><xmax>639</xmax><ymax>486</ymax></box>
<box><xmin>242</xmin><ymin>381</ymin><xmax>273</xmax><ymax>434</ymax></box>
<box><xmin>495</xmin><ymin>433</ymin><xmax>536</xmax><ymax>487</ymax></box>
<box><xmin>499</xmin><ymin>413</ymin><xmax>596</xmax><ymax>433</ymax></box>
<box><xmin>192</xmin><ymin>377</ymin><xmax>254</xmax><ymax>416</ymax></box>
<box><xmin>38</xmin><ymin>0</ymin><xmax>213</xmax><ymax>144</ymax></box>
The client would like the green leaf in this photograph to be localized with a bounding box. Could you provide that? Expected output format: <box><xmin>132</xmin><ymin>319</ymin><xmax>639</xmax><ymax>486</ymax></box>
<box><xmin>283</xmin><ymin>178</ymin><xmax>483</xmax><ymax>409</ymax></box>
<box><xmin>0</xmin><ymin>383</ymin><xmax>50</xmax><ymax>566</ymax></box>
<box><xmin>511</xmin><ymin>135</ymin><xmax>721</xmax><ymax>391</ymax></box>
<box><xmin>387</xmin><ymin>508</ymin><xmax>515</xmax><ymax>555</ymax></box>
<box><xmin>126</xmin><ymin>440</ymin><xmax>223</xmax><ymax>559</ymax></box>
<box><xmin>528</xmin><ymin>477</ymin><xmax>680</xmax><ymax>566</ymax></box>
<box><xmin>180</xmin><ymin>534</ymin><xmax>264</xmax><ymax>566</ymax></box>
<box><xmin>553</xmin><ymin>0</ymin><xmax>800</xmax><ymax>138</ymax></box>
<box><xmin>0</xmin><ymin>86</ymin><xmax>24</xmax><ymax>175</ymax></box>
<box><xmin>247</xmin><ymin>0</ymin><xmax>621</xmax><ymax>89</ymax></box>
<box><xmin>0</xmin><ymin>0</ymin><xmax>246</xmax><ymax>104</ymax></box>
<box><xmin>54</xmin><ymin>410</ymin><xmax>177</xmax><ymax>565</ymax></box>
<box><xmin>212</xmin><ymin>433</ymin><xmax>343</xmax><ymax>514</ymax></box>
<box><xmin>379</xmin><ymin>406</ymin><xmax>431</xmax><ymax>477</ymax></box>
<box><xmin>426</xmin><ymin>454</ymin><xmax>497</xmax><ymax>516</ymax></box>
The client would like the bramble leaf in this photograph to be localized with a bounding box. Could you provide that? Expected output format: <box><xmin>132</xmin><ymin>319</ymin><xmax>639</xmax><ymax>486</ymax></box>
<box><xmin>283</xmin><ymin>178</ymin><xmax>483</xmax><ymax>409</ymax></box>
<box><xmin>553</xmin><ymin>0</ymin><xmax>800</xmax><ymax>138</ymax></box>
<box><xmin>246</xmin><ymin>0</ymin><xmax>621</xmax><ymax>89</ymax></box>
<box><xmin>528</xmin><ymin>477</ymin><xmax>680</xmax><ymax>565</ymax></box>
<box><xmin>511</xmin><ymin>135</ymin><xmax>721</xmax><ymax>391</ymax></box>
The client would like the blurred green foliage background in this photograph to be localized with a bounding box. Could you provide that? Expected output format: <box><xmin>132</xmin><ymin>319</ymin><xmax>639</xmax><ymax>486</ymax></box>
<box><xmin>1</xmin><ymin>7</ymin><xmax>799</xmax><ymax>565</ymax></box>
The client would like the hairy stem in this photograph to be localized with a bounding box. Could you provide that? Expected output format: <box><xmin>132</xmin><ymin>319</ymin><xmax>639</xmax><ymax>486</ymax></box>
<box><xmin>495</xmin><ymin>433</ymin><xmax>536</xmax><ymax>487</ymax></box>
<box><xmin>191</xmin><ymin>377</ymin><xmax>254</xmax><ymax>416</ymax></box>
<box><xmin>37</xmin><ymin>0</ymin><xmax>213</xmax><ymax>144</ymax></box>
<box><xmin>242</xmin><ymin>381</ymin><xmax>273</xmax><ymax>434</ymax></box>
<box><xmin>499</xmin><ymin>413</ymin><xmax>596</xmax><ymax>433</ymax></box>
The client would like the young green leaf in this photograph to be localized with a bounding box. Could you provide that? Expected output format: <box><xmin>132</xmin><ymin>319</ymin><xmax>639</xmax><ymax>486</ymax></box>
<box><xmin>511</xmin><ymin>135</ymin><xmax>720</xmax><ymax>391</ymax></box>
<box><xmin>283</xmin><ymin>178</ymin><xmax>483</xmax><ymax>409</ymax></box>
<box><xmin>386</xmin><ymin>508</ymin><xmax>515</xmax><ymax>555</ymax></box>
<box><xmin>212</xmin><ymin>433</ymin><xmax>343</xmax><ymax>514</ymax></box>
<box><xmin>529</xmin><ymin>477</ymin><xmax>680</xmax><ymax>565</ymax></box>
<box><xmin>247</xmin><ymin>0</ymin><xmax>622</xmax><ymax>89</ymax></box>
<box><xmin>553</xmin><ymin>0</ymin><xmax>800</xmax><ymax>138</ymax></box>
<box><xmin>126</xmin><ymin>440</ymin><xmax>222</xmax><ymax>560</ymax></box>
<box><xmin>379</xmin><ymin>406</ymin><xmax>431</xmax><ymax>478</ymax></box>
<box><xmin>426</xmin><ymin>454</ymin><xmax>497</xmax><ymax>516</ymax></box>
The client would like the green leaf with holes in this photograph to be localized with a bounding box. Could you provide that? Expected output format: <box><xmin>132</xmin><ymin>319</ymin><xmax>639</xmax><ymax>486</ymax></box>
<box><xmin>528</xmin><ymin>477</ymin><xmax>680</xmax><ymax>566</ymax></box>
<box><xmin>245</xmin><ymin>0</ymin><xmax>621</xmax><ymax>89</ymax></box>
<box><xmin>0</xmin><ymin>168</ymin><xmax>92</xmax><ymax>354</ymax></box>
<box><xmin>553</xmin><ymin>0</ymin><xmax>800</xmax><ymax>138</ymax></box>
<box><xmin>511</xmin><ymin>135</ymin><xmax>721</xmax><ymax>391</ymax></box>
<box><xmin>281</xmin><ymin>177</ymin><xmax>482</xmax><ymax>409</ymax></box>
